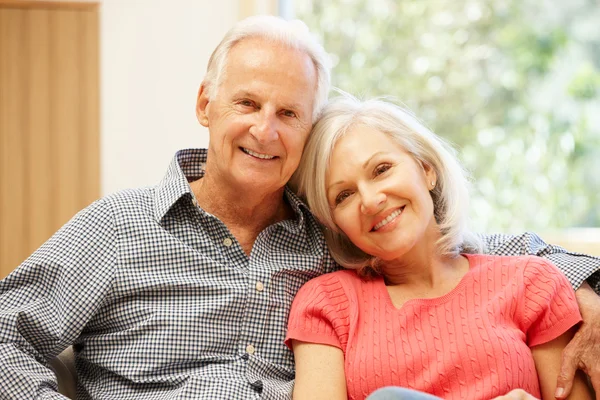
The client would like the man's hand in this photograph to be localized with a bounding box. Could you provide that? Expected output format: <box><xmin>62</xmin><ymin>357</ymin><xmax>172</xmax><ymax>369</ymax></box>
<box><xmin>492</xmin><ymin>389</ymin><xmax>538</xmax><ymax>400</ymax></box>
<box><xmin>556</xmin><ymin>281</ymin><xmax>600</xmax><ymax>400</ymax></box>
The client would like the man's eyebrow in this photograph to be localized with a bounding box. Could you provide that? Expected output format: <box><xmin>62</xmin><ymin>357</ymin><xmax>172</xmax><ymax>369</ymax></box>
<box><xmin>230</xmin><ymin>92</ymin><xmax>303</xmax><ymax>112</ymax></box>
<box><xmin>232</xmin><ymin>90</ymin><xmax>255</xmax><ymax>99</ymax></box>
<box><xmin>280</xmin><ymin>102</ymin><xmax>303</xmax><ymax>111</ymax></box>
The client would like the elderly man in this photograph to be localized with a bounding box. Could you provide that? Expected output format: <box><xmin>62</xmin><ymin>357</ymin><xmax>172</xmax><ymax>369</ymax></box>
<box><xmin>0</xmin><ymin>15</ymin><xmax>599</xmax><ymax>400</ymax></box>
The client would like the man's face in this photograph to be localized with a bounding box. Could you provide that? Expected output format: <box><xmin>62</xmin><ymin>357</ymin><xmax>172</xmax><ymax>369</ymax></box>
<box><xmin>197</xmin><ymin>37</ymin><xmax>317</xmax><ymax>197</ymax></box>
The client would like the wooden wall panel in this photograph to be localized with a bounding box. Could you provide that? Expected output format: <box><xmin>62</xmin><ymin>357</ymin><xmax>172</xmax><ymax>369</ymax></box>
<box><xmin>0</xmin><ymin>9</ymin><xmax>27</xmax><ymax>278</ymax></box>
<box><xmin>0</xmin><ymin>3</ymin><xmax>99</xmax><ymax>279</ymax></box>
<box><xmin>80</xmin><ymin>8</ymin><xmax>100</xmax><ymax>207</ymax></box>
<box><xmin>52</xmin><ymin>9</ymin><xmax>81</xmax><ymax>227</ymax></box>
<box><xmin>27</xmin><ymin>9</ymin><xmax>54</xmax><ymax>254</ymax></box>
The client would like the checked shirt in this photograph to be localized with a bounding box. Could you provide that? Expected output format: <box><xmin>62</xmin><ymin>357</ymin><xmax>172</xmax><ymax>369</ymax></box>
<box><xmin>0</xmin><ymin>148</ymin><xmax>599</xmax><ymax>399</ymax></box>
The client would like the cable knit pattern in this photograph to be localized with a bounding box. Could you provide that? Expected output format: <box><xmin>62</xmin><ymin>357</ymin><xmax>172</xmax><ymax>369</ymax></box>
<box><xmin>285</xmin><ymin>254</ymin><xmax>581</xmax><ymax>400</ymax></box>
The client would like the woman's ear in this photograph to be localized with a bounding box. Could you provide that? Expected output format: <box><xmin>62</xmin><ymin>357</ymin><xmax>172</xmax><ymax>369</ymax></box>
<box><xmin>422</xmin><ymin>161</ymin><xmax>437</xmax><ymax>190</ymax></box>
<box><xmin>196</xmin><ymin>83</ymin><xmax>210</xmax><ymax>127</ymax></box>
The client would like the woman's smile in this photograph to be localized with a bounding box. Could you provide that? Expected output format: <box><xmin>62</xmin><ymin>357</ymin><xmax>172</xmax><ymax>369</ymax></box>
<box><xmin>371</xmin><ymin>206</ymin><xmax>405</xmax><ymax>232</ymax></box>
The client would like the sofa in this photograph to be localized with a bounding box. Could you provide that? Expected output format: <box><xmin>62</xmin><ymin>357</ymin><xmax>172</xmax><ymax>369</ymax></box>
<box><xmin>50</xmin><ymin>346</ymin><xmax>77</xmax><ymax>399</ymax></box>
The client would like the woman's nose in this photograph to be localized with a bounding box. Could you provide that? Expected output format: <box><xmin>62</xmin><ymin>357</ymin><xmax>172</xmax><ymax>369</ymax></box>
<box><xmin>359</xmin><ymin>189</ymin><xmax>386</xmax><ymax>215</ymax></box>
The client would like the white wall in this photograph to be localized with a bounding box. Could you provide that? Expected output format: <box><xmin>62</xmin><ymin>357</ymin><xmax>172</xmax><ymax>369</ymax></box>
<box><xmin>100</xmin><ymin>0</ymin><xmax>239</xmax><ymax>195</ymax></box>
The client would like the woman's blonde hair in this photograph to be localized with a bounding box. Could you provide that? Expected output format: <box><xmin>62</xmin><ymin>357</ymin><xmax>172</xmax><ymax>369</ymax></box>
<box><xmin>290</xmin><ymin>94</ymin><xmax>483</xmax><ymax>276</ymax></box>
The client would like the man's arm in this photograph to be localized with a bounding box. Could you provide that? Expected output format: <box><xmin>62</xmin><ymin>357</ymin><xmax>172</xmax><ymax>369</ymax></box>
<box><xmin>556</xmin><ymin>281</ymin><xmax>600</xmax><ymax>400</ymax></box>
<box><xmin>533</xmin><ymin>327</ymin><xmax>594</xmax><ymax>400</ymax></box>
<box><xmin>0</xmin><ymin>199</ymin><xmax>118</xmax><ymax>399</ymax></box>
<box><xmin>481</xmin><ymin>232</ymin><xmax>600</xmax><ymax>293</ymax></box>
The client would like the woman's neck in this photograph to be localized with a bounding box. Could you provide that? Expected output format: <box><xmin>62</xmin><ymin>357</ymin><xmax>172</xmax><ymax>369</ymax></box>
<box><xmin>379</xmin><ymin>226</ymin><xmax>468</xmax><ymax>293</ymax></box>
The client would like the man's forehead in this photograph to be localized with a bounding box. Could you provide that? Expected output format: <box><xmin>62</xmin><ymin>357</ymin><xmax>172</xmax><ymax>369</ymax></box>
<box><xmin>226</xmin><ymin>37</ymin><xmax>315</xmax><ymax>75</ymax></box>
<box><xmin>216</xmin><ymin>37</ymin><xmax>317</xmax><ymax>110</ymax></box>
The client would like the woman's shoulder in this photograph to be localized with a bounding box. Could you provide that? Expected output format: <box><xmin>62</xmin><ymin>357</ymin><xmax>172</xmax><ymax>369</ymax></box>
<box><xmin>464</xmin><ymin>254</ymin><xmax>569</xmax><ymax>295</ymax></box>
<box><xmin>296</xmin><ymin>269</ymin><xmax>368</xmax><ymax>301</ymax></box>
<box><xmin>465</xmin><ymin>253</ymin><xmax>554</xmax><ymax>272</ymax></box>
<box><xmin>306</xmin><ymin>268</ymin><xmax>364</xmax><ymax>285</ymax></box>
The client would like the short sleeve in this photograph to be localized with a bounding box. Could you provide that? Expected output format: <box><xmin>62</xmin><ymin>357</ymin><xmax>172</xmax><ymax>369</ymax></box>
<box><xmin>520</xmin><ymin>257</ymin><xmax>582</xmax><ymax>347</ymax></box>
<box><xmin>285</xmin><ymin>273</ymin><xmax>351</xmax><ymax>351</ymax></box>
<box><xmin>480</xmin><ymin>232</ymin><xmax>600</xmax><ymax>292</ymax></box>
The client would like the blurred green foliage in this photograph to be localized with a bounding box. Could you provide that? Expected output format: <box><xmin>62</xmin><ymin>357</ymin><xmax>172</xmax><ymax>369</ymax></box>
<box><xmin>295</xmin><ymin>0</ymin><xmax>600</xmax><ymax>233</ymax></box>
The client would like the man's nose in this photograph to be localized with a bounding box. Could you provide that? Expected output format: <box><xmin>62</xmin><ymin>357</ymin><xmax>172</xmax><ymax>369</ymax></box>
<box><xmin>251</xmin><ymin>110</ymin><xmax>278</xmax><ymax>143</ymax></box>
<box><xmin>359</xmin><ymin>188</ymin><xmax>386</xmax><ymax>215</ymax></box>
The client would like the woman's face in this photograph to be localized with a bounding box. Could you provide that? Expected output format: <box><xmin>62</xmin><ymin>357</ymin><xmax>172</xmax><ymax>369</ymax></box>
<box><xmin>326</xmin><ymin>125</ymin><xmax>438</xmax><ymax>261</ymax></box>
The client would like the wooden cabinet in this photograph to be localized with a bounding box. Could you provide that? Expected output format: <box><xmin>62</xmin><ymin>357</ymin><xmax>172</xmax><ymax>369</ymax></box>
<box><xmin>0</xmin><ymin>1</ymin><xmax>99</xmax><ymax>278</ymax></box>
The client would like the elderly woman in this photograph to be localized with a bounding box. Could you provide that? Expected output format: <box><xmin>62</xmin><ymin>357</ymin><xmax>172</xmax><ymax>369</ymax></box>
<box><xmin>285</xmin><ymin>96</ymin><xmax>593</xmax><ymax>400</ymax></box>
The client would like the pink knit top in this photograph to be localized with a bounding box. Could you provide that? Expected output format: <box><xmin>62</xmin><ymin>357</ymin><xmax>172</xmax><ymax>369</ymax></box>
<box><xmin>285</xmin><ymin>254</ymin><xmax>581</xmax><ymax>400</ymax></box>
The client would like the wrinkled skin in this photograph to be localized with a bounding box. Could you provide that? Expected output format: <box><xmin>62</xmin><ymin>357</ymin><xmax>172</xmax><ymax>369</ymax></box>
<box><xmin>556</xmin><ymin>281</ymin><xmax>600</xmax><ymax>400</ymax></box>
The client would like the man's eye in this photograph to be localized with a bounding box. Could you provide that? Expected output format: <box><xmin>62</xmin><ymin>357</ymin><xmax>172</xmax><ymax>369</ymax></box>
<box><xmin>282</xmin><ymin>110</ymin><xmax>297</xmax><ymax>118</ymax></box>
<box><xmin>239</xmin><ymin>100</ymin><xmax>255</xmax><ymax>107</ymax></box>
<box><xmin>335</xmin><ymin>191</ymin><xmax>352</xmax><ymax>205</ymax></box>
<box><xmin>374</xmin><ymin>164</ymin><xmax>391</xmax><ymax>177</ymax></box>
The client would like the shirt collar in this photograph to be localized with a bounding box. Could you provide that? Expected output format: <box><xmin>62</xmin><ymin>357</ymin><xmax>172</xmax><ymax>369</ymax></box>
<box><xmin>154</xmin><ymin>149</ymin><xmax>207</xmax><ymax>222</ymax></box>
<box><xmin>283</xmin><ymin>185</ymin><xmax>312</xmax><ymax>231</ymax></box>
<box><xmin>153</xmin><ymin>149</ymin><xmax>313</xmax><ymax>227</ymax></box>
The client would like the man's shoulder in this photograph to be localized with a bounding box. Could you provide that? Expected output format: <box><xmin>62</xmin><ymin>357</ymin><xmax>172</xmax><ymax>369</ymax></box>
<box><xmin>79</xmin><ymin>186</ymin><xmax>157</xmax><ymax>223</ymax></box>
<box><xmin>107</xmin><ymin>186</ymin><xmax>155</xmax><ymax>200</ymax></box>
<box><xmin>100</xmin><ymin>186</ymin><xmax>156</xmax><ymax>209</ymax></box>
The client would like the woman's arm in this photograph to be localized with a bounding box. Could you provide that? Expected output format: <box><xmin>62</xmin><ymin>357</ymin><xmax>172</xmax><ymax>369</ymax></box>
<box><xmin>532</xmin><ymin>327</ymin><xmax>594</xmax><ymax>400</ymax></box>
<box><xmin>292</xmin><ymin>340</ymin><xmax>347</xmax><ymax>400</ymax></box>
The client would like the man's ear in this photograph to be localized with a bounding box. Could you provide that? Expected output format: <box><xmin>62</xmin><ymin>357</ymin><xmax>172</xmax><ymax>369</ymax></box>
<box><xmin>196</xmin><ymin>83</ymin><xmax>210</xmax><ymax>127</ymax></box>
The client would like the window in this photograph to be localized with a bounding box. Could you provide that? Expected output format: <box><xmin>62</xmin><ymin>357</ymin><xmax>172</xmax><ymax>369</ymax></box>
<box><xmin>288</xmin><ymin>0</ymin><xmax>600</xmax><ymax>235</ymax></box>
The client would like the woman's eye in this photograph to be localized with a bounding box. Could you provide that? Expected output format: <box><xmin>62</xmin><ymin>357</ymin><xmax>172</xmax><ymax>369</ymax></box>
<box><xmin>374</xmin><ymin>164</ymin><xmax>391</xmax><ymax>176</ymax></box>
<box><xmin>335</xmin><ymin>191</ymin><xmax>352</xmax><ymax>205</ymax></box>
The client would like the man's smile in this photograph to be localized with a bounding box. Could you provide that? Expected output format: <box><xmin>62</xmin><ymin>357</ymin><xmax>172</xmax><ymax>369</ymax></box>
<box><xmin>241</xmin><ymin>147</ymin><xmax>277</xmax><ymax>160</ymax></box>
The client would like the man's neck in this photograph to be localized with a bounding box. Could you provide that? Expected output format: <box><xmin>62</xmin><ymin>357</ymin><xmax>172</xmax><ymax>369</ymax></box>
<box><xmin>190</xmin><ymin>175</ymin><xmax>292</xmax><ymax>255</ymax></box>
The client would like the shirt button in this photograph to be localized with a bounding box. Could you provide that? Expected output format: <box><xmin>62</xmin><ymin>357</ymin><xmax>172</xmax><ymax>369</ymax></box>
<box><xmin>246</xmin><ymin>344</ymin><xmax>255</xmax><ymax>355</ymax></box>
<box><xmin>255</xmin><ymin>281</ymin><xmax>264</xmax><ymax>292</ymax></box>
<box><xmin>191</xmin><ymin>197</ymin><xmax>198</xmax><ymax>207</ymax></box>
<box><xmin>223</xmin><ymin>237</ymin><xmax>233</xmax><ymax>247</ymax></box>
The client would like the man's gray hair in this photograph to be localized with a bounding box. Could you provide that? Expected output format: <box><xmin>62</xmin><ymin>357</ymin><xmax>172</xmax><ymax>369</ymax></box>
<box><xmin>203</xmin><ymin>15</ymin><xmax>331</xmax><ymax>123</ymax></box>
<box><xmin>291</xmin><ymin>94</ymin><xmax>483</xmax><ymax>276</ymax></box>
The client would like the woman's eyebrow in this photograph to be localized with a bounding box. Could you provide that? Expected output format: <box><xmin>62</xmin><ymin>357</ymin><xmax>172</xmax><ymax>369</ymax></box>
<box><xmin>362</xmin><ymin>151</ymin><xmax>387</xmax><ymax>169</ymax></box>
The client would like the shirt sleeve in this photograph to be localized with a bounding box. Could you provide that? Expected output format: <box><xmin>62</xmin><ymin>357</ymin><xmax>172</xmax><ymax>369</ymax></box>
<box><xmin>285</xmin><ymin>273</ymin><xmax>351</xmax><ymax>351</ymax></box>
<box><xmin>0</xmin><ymin>198</ymin><xmax>119</xmax><ymax>399</ymax></box>
<box><xmin>480</xmin><ymin>232</ymin><xmax>600</xmax><ymax>294</ymax></box>
<box><xmin>517</xmin><ymin>257</ymin><xmax>582</xmax><ymax>347</ymax></box>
